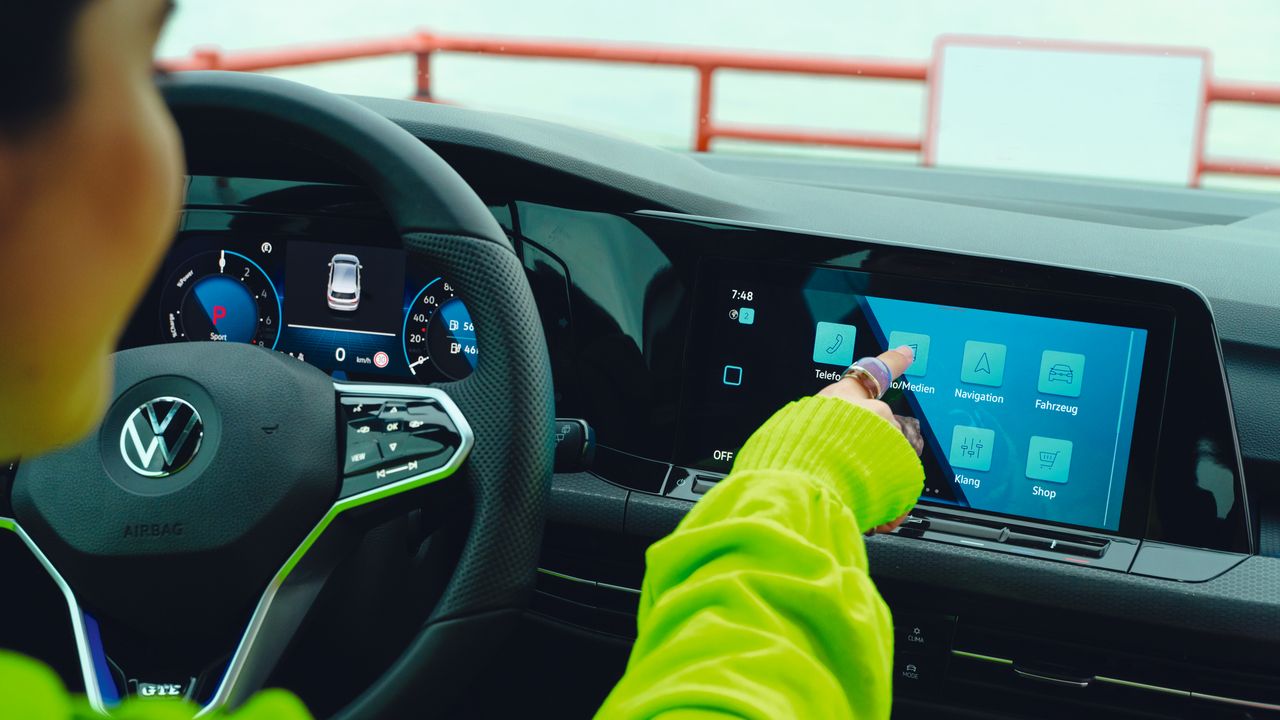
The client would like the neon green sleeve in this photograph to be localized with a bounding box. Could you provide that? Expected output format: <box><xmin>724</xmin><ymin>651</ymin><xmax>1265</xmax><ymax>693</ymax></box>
<box><xmin>596</xmin><ymin>396</ymin><xmax>925</xmax><ymax>720</ymax></box>
<box><xmin>0</xmin><ymin>650</ymin><xmax>312</xmax><ymax>720</ymax></box>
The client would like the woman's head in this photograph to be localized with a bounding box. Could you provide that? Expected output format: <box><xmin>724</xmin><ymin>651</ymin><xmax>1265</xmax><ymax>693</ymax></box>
<box><xmin>0</xmin><ymin>0</ymin><xmax>183</xmax><ymax>459</ymax></box>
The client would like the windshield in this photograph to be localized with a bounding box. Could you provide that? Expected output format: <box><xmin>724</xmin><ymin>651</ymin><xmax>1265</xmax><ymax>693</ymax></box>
<box><xmin>159</xmin><ymin>1</ymin><xmax>1279</xmax><ymax>194</ymax></box>
<box><xmin>330</xmin><ymin>264</ymin><xmax>358</xmax><ymax>292</ymax></box>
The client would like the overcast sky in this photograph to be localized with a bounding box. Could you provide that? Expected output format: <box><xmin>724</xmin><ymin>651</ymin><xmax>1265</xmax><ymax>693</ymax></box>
<box><xmin>160</xmin><ymin>0</ymin><xmax>1280</xmax><ymax>193</ymax></box>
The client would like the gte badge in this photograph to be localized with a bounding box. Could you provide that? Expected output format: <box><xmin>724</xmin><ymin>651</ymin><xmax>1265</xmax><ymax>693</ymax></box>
<box><xmin>119</xmin><ymin>397</ymin><xmax>203</xmax><ymax>477</ymax></box>
<box><xmin>130</xmin><ymin>679</ymin><xmax>191</xmax><ymax>699</ymax></box>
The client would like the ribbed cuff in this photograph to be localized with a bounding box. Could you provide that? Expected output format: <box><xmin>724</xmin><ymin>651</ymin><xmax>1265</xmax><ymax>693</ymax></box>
<box><xmin>733</xmin><ymin>396</ymin><xmax>925</xmax><ymax>531</ymax></box>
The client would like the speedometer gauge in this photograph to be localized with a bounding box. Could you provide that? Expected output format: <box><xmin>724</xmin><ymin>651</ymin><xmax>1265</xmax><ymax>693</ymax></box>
<box><xmin>403</xmin><ymin>278</ymin><xmax>478</xmax><ymax>380</ymax></box>
<box><xmin>160</xmin><ymin>250</ymin><xmax>282</xmax><ymax>348</ymax></box>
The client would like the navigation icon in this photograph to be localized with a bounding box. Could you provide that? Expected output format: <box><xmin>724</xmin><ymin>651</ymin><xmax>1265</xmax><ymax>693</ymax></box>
<box><xmin>960</xmin><ymin>341</ymin><xmax>1007</xmax><ymax>387</ymax></box>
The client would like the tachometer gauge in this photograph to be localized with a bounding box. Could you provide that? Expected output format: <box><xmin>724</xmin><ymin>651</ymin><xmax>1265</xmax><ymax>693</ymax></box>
<box><xmin>403</xmin><ymin>278</ymin><xmax>478</xmax><ymax>380</ymax></box>
<box><xmin>159</xmin><ymin>250</ymin><xmax>282</xmax><ymax>348</ymax></box>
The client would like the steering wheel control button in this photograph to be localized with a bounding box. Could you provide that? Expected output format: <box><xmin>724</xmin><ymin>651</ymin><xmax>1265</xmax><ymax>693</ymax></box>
<box><xmin>348</xmin><ymin>417</ymin><xmax>380</xmax><ymax>437</ymax></box>
<box><xmin>337</xmin><ymin>386</ymin><xmax>468</xmax><ymax>499</ymax></box>
<box><xmin>341</xmin><ymin>398</ymin><xmax>383</xmax><ymax>420</ymax></box>
<box><xmin>383</xmin><ymin>430</ymin><xmax>449</xmax><ymax>461</ymax></box>
<box><xmin>378</xmin><ymin>402</ymin><xmax>410</xmax><ymax>420</ymax></box>
<box><xmin>345</xmin><ymin>441</ymin><xmax>383</xmax><ymax>474</ymax></box>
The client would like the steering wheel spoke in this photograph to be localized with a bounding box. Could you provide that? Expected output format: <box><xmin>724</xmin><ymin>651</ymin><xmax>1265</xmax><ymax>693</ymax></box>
<box><xmin>3</xmin><ymin>382</ymin><xmax>474</xmax><ymax>714</ymax></box>
<box><xmin>335</xmin><ymin>383</ymin><xmax>472</xmax><ymax>501</ymax></box>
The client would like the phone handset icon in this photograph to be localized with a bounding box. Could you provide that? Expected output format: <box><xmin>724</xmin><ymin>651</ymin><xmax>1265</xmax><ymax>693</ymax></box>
<box><xmin>813</xmin><ymin>322</ymin><xmax>857</xmax><ymax>366</ymax></box>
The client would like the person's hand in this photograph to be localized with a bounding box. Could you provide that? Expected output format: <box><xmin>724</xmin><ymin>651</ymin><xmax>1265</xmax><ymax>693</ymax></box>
<box><xmin>816</xmin><ymin>345</ymin><xmax>919</xmax><ymax>533</ymax></box>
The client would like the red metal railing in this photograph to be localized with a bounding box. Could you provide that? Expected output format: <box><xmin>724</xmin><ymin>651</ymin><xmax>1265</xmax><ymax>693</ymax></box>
<box><xmin>162</xmin><ymin>31</ymin><xmax>1280</xmax><ymax>183</ymax></box>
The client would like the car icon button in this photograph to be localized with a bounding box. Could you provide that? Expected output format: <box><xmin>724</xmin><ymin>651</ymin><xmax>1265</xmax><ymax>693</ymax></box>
<box><xmin>1038</xmin><ymin>351</ymin><xmax>1086</xmax><ymax>397</ymax></box>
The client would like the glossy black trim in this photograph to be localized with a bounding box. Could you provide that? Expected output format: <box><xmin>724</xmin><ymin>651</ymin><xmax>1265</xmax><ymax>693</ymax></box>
<box><xmin>610</xmin><ymin>210</ymin><xmax>1249</xmax><ymax>553</ymax></box>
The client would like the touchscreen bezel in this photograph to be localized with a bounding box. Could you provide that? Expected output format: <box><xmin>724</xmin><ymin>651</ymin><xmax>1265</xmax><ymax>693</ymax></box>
<box><xmin>676</xmin><ymin>257</ymin><xmax>1175</xmax><ymax>539</ymax></box>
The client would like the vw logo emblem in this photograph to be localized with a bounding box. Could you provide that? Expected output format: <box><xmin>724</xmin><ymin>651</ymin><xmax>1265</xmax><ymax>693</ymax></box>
<box><xmin>119</xmin><ymin>397</ymin><xmax>204</xmax><ymax>478</ymax></box>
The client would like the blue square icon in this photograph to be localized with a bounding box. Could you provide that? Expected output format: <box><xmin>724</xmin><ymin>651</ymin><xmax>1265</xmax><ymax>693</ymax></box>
<box><xmin>960</xmin><ymin>340</ymin><xmax>1007</xmax><ymax>387</ymax></box>
<box><xmin>722</xmin><ymin>365</ymin><xmax>743</xmax><ymax>386</ymax></box>
<box><xmin>813</xmin><ymin>322</ymin><xmax>857</xmax><ymax>367</ymax></box>
<box><xmin>1038</xmin><ymin>350</ymin><xmax>1085</xmax><ymax>397</ymax></box>
<box><xmin>888</xmin><ymin>331</ymin><xmax>931</xmax><ymax>377</ymax></box>
<box><xmin>1026</xmin><ymin>436</ymin><xmax>1073</xmax><ymax>484</ymax></box>
<box><xmin>737</xmin><ymin>307</ymin><xmax>755</xmax><ymax>325</ymax></box>
<box><xmin>949</xmin><ymin>425</ymin><xmax>995</xmax><ymax>472</ymax></box>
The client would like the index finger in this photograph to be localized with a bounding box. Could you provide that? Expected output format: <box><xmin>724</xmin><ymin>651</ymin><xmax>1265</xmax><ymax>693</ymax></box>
<box><xmin>879</xmin><ymin>345</ymin><xmax>916</xmax><ymax>380</ymax></box>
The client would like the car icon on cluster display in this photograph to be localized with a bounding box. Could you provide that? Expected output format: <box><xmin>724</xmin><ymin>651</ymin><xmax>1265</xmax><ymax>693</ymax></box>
<box><xmin>327</xmin><ymin>254</ymin><xmax>362</xmax><ymax>311</ymax></box>
<box><xmin>1047</xmin><ymin>363</ymin><xmax>1074</xmax><ymax>384</ymax></box>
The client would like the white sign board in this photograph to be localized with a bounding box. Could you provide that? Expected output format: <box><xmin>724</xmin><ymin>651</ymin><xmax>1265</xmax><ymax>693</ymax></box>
<box><xmin>927</xmin><ymin>38</ymin><xmax>1207</xmax><ymax>185</ymax></box>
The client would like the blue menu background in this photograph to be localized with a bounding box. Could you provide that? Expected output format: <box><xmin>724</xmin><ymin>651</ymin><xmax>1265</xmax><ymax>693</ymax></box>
<box><xmin>861</xmin><ymin>296</ymin><xmax>1146</xmax><ymax>530</ymax></box>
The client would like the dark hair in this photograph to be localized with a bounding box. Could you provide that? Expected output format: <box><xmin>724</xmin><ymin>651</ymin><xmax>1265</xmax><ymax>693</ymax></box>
<box><xmin>0</xmin><ymin>1</ymin><xmax>92</xmax><ymax>135</ymax></box>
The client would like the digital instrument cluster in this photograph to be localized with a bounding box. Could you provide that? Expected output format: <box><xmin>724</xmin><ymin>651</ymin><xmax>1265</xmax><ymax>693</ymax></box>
<box><xmin>154</xmin><ymin>236</ymin><xmax>477</xmax><ymax>384</ymax></box>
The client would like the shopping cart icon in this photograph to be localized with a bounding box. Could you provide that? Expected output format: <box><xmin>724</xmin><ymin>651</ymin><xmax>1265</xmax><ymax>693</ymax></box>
<box><xmin>1027</xmin><ymin>436</ymin><xmax>1072</xmax><ymax>483</ymax></box>
<box><xmin>1039</xmin><ymin>450</ymin><xmax>1060</xmax><ymax>470</ymax></box>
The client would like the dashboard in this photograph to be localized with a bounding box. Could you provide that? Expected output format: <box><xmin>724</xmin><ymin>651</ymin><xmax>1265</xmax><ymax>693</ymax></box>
<box><xmin>122</xmin><ymin>173</ymin><xmax>1249</xmax><ymax>562</ymax></box>
<box><xmin>128</xmin><ymin>188</ymin><xmax>478</xmax><ymax>385</ymax></box>
<box><xmin>92</xmin><ymin>94</ymin><xmax>1280</xmax><ymax>718</ymax></box>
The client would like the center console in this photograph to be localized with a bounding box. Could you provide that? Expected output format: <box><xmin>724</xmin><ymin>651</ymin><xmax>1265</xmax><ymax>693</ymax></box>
<box><xmin>548</xmin><ymin>209</ymin><xmax>1250</xmax><ymax>563</ymax></box>
<box><xmin>666</xmin><ymin>252</ymin><xmax>1249</xmax><ymax>577</ymax></box>
<box><xmin>518</xmin><ymin>207</ymin><xmax>1262</xmax><ymax>719</ymax></box>
<box><xmin>683</xmin><ymin>257</ymin><xmax>1163</xmax><ymax>529</ymax></box>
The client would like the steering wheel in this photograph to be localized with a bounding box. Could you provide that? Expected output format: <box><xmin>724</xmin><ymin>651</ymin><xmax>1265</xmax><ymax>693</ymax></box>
<box><xmin>5</xmin><ymin>72</ymin><xmax>554</xmax><ymax>717</ymax></box>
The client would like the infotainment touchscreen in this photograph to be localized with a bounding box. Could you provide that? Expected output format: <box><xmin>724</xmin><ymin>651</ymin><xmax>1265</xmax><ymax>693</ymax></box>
<box><xmin>677</xmin><ymin>259</ymin><xmax>1171</xmax><ymax>533</ymax></box>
